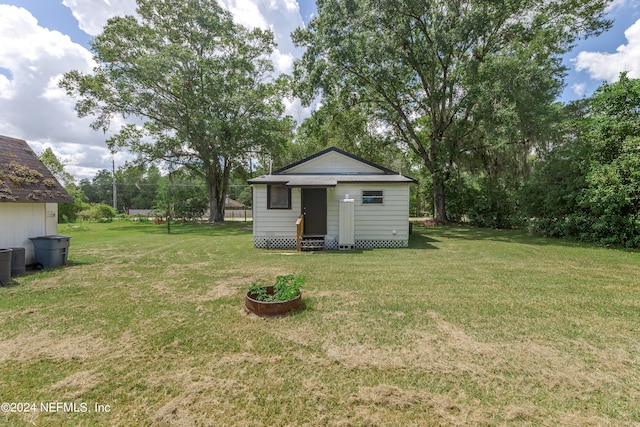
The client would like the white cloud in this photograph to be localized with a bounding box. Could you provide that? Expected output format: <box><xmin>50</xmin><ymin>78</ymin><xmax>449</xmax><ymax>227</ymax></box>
<box><xmin>0</xmin><ymin>1</ymin><xmax>308</xmax><ymax>182</ymax></box>
<box><xmin>42</xmin><ymin>74</ymin><xmax>70</xmax><ymax>101</ymax></box>
<box><xmin>272</xmin><ymin>50</ymin><xmax>295</xmax><ymax>74</ymax></box>
<box><xmin>216</xmin><ymin>0</ymin><xmax>305</xmax><ymax>74</ymax></box>
<box><xmin>574</xmin><ymin>18</ymin><xmax>640</xmax><ymax>82</ymax></box>
<box><xmin>218</xmin><ymin>0</ymin><xmax>269</xmax><ymax>30</ymax></box>
<box><xmin>283</xmin><ymin>97</ymin><xmax>314</xmax><ymax>124</ymax></box>
<box><xmin>0</xmin><ymin>5</ymin><xmax>114</xmax><ymax>181</ymax></box>
<box><xmin>571</xmin><ymin>82</ymin><xmax>587</xmax><ymax>97</ymax></box>
<box><xmin>606</xmin><ymin>0</ymin><xmax>640</xmax><ymax>12</ymax></box>
<box><xmin>62</xmin><ymin>0</ymin><xmax>305</xmax><ymax>73</ymax></box>
<box><xmin>0</xmin><ymin>73</ymin><xmax>15</xmax><ymax>99</ymax></box>
<box><xmin>62</xmin><ymin>0</ymin><xmax>138</xmax><ymax>36</ymax></box>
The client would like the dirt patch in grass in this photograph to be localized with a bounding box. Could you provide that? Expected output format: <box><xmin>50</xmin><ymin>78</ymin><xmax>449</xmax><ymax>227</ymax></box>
<box><xmin>299</xmin><ymin>308</ymin><xmax>639</xmax><ymax>424</ymax></box>
<box><xmin>146</xmin><ymin>362</ymin><xmax>260</xmax><ymax>426</ymax></box>
<box><xmin>312</xmin><ymin>290</ymin><xmax>358</xmax><ymax>298</ymax></box>
<box><xmin>1</xmin><ymin>307</ymin><xmax>42</xmax><ymax>325</ymax></box>
<box><xmin>49</xmin><ymin>370</ymin><xmax>105</xmax><ymax>399</ymax></box>
<box><xmin>200</xmin><ymin>283</ymin><xmax>239</xmax><ymax>300</ymax></box>
<box><xmin>318</xmin><ymin>311</ymin><xmax>496</xmax><ymax>373</ymax></box>
<box><xmin>350</xmin><ymin>384</ymin><xmax>420</xmax><ymax>409</ymax></box>
<box><xmin>324</xmin><ymin>343</ymin><xmax>406</xmax><ymax>369</ymax></box>
<box><xmin>0</xmin><ymin>331</ymin><xmax>108</xmax><ymax>363</ymax></box>
<box><xmin>347</xmin><ymin>384</ymin><xmax>482</xmax><ymax>426</ymax></box>
<box><xmin>152</xmin><ymin>376</ymin><xmax>213</xmax><ymax>427</ymax></box>
<box><xmin>426</xmin><ymin>311</ymin><xmax>496</xmax><ymax>357</ymax></box>
<box><xmin>0</xmin><ymin>329</ymin><xmax>144</xmax><ymax>379</ymax></box>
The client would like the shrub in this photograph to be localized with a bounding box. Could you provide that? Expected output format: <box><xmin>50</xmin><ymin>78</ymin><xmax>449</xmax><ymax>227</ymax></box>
<box><xmin>78</xmin><ymin>203</ymin><xmax>117</xmax><ymax>222</ymax></box>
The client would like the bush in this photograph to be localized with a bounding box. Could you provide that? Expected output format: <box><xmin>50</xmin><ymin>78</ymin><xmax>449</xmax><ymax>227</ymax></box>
<box><xmin>78</xmin><ymin>203</ymin><xmax>117</xmax><ymax>222</ymax></box>
<box><xmin>467</xmin><ymin>178</ymin><xmax>524</xmax><ymax>229</ymax></box>
<box><xmin>444</xmin><ymin>174</ymin><xmax>475</xmax><ymax>222</ymax></box>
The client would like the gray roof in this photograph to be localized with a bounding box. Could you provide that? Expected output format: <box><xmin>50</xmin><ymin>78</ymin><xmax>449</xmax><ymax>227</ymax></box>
<box><xmin>248</xmin><ymin>174</ymin><xmax>414</xmax><ymax>187</ymax></box>
<box><xmin>0</xmin><ymin>135</ymin><xmax>73</xmax><ymax>203</ymax></box>
<box><xmin>248</xmin><ymin>147</ymin><xmax>417</xmax><ymax>187</ymax></box>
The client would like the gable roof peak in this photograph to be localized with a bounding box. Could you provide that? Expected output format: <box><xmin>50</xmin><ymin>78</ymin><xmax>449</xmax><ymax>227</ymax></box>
<box><xmin>273</xmin><ymin>146</ymin><xmax>396</xmax><ymax>175</ymax></box>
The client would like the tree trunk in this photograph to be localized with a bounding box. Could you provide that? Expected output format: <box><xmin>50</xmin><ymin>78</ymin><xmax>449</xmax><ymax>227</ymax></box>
<box><xmin>428</xmin><ymin>131</ymin><xmax>448</xmax><ymax>223</ymax></box>
<box><xmin>206</xmin><ymin>157</ymin><xmax>231</xmax><ymax>223</ymax></box>
<box><xmin>207</xmin><ymin>182</ymin><xmax>225</xmax><ymax>223</ymax></box>
<box><xmin>432</xmin><ymin>172</ymin><xmax>448</xmax><ymax>223</ymax></box>
<box><xmin>402</xmin><ymin>118</ymin><xmax>449</xmax><ymax>223</ymax></box>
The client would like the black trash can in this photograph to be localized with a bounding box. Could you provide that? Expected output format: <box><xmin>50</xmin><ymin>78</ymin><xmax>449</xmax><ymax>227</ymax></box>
<box><xmin>11</xmin><ymin>247</ymin><xmax>26</xmax><ymax>277</ymax></box>
<box><xmin>0</xmin><ymin>248</ymin><xmax>12</xmax><ymax>285</ymax></box>
<box><xmin>29</xmin><ymin>235</ymin><xmax>71</xmax><ymax>268</ymax></box>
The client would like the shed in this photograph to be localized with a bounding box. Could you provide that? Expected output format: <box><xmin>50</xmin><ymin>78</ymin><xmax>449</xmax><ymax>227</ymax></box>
<box><xmin>0</xmin><ymin>135</ymin><xmax>73</xmax><ymax>264</ymax></box>
<box><xmin>248</xmin><ymin>147</ymin><xmax>417</xmax><ymax>250</ymax></box>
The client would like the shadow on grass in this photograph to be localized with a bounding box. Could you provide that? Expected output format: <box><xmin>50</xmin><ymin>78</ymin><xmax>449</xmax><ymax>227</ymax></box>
<box><xmin>408</xmin><ymin>231</ymin><xmax>440</xmax><ymax>249</ymax></box>
<box><xmin>297</xmin><ymin>298</ymin><xmax>314</xmax><ymax>316</ymax></box>
<box><xmin>414</xmin><ymin>224</ymin><xmax>602</xmax><ymax>249</ymax></box>
<box><xmin>0</xmin><ymin>279</ymin><xmax>21</xmax><ymax>288</ymax></box>
<box><xmin>2</xmin><ymin>261</ymin><xmax>94</xmax><ymax>282</ymax></box>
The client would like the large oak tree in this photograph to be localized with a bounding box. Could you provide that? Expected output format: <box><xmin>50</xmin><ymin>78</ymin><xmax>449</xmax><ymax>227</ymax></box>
<box><xmin>293</xmin><ymin>0</ymin><xmax>610</xmax><ymax>221</ymax></box>
<box><xmin>61</xmin><ymin>0</ymin><xmax>292</xmax><ymax>222</ymax></box>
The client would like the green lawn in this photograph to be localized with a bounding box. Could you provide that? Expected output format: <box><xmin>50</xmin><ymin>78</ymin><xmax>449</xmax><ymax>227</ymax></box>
<box><xmin>1</xmin><ymin>221</ymin><xmax>639</xmax><ymax>426</ymax></box>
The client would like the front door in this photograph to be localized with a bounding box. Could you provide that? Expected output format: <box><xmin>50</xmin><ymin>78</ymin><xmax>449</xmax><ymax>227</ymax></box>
<box><xmin>302</xmin><ymin>188</ymin><xmax>327</xmax><ymax>235</ymax></box>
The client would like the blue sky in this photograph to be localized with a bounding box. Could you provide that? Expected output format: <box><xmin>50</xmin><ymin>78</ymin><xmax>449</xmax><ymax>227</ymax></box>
<box><xmin>560</xmin><ymin>0</ymin><xmax>640</xmax><ymax>101</ymax></box>
<box><xmin>0</xmin><ymin>0</ymin><xmax>639</xmax><ymax>180</ymax></box>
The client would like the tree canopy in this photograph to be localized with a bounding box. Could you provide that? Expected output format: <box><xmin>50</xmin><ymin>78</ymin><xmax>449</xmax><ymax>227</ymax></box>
<box><xmin>293</xmin><ymin>0</ymin><xmax>611</xmax><ymax>221</ymax></box>
<box><xmin>60</xmin><ymin>0</ymin><xmax>293</xmax><ymax>222</ymax></box>
<box><xmin>39</xmin><ymin>148</ymin><xmax>75</xmax><ymax>188</ymax></box>
<box><xmin>523</xmin><ymin>73</ymin><xmax>640</xmax><ymax>247</ymax></box>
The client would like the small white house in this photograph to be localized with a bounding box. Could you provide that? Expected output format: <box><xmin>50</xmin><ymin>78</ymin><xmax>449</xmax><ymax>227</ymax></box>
<box><xmin>248</xmin><ymin>147</ymin><xmax>416</xmax><ymax>250</ymax></box>
<box><xmin>0</xmin><ymin>135</ymin><xmax>73</xmax><ymax>264</ymax></box>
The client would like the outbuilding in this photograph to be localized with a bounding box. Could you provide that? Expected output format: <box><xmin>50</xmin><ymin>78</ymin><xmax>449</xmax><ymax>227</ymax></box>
<box><xmin>248</xmin><ymin>147</ymin><xmax>416</xmax><ymax>250</ymax></box>
<box><xmin>0</xmin><ymin>135</ymin><xmax>73</xmax><ymax>265</ymax></box>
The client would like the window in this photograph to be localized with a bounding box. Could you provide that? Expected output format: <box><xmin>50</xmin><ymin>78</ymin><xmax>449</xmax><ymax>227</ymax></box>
<box><xmin>268</xmin><ymin>184</ymin><xmax>291</xmax><ymax>209</ymax></box>
<box><xmin>362</xmin><ymin>190</ymin><xmax>383</xmax><ymax>204</ymax></box>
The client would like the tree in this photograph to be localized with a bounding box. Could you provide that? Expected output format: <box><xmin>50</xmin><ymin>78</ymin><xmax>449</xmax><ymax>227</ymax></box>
<box><xmin>170</xmin><ymin>174</ymin><xmax>209</xmax><ymax>222</ymax></box>
<box><xmin>39</xmin><ymin>148</ymin><xmax>75</xmax><ymax>187</ymax></box>
<box><xmin>80</xmin><ymin>169</ymin><xmax>114</xmax><ymax>205</ymax></box>
<box><xmin>294</xmin><ymin>101</ymin><xmax>409</xmax><ymax>171</ymax></box>
<box><xmin>60</xmin><ymin>0</ymin><xmax>293</xmax><ymax>222</ymax></box>
<box><xmin>523</xmin><ymin>74</ymin><xmax>640</xmax><ymax>246</ymax></box>
<box><xmin>38</xmin><ymin>147</ymin><xmax>85</xmax><ymax>221</ymax></box>
<box><xmin>577</xmin><ymin>74</ymin><xmax>640</xmax><ymax>246</ymax></box>
<box><xmin>293</xmin><ymin>0</ymin><xmax>610</xmax><ymax>222</ymax></box>
<box><xmin>116</xmin><ymin>162</ymin><xmax>161</xmax><ymax>210</ymax></box>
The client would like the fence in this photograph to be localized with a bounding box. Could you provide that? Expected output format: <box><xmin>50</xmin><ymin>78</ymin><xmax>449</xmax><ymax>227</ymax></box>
<box><xmin>224</xmin><ymin>209</ymin><xmax>253</xmax><ymax>221</ymax></box>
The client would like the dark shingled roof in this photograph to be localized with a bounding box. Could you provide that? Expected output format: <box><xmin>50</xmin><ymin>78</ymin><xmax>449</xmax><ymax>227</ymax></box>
<box><xmin>0</xmin><ymin>135</ymin><xmax>73</xmax><ymax>203</ymax></box>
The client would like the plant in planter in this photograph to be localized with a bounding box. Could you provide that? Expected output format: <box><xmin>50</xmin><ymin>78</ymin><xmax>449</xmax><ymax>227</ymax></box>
<box><xmin>245</xmin><ymin>274</ymin><xmax>303</xmax><ymax>316</ymax></box>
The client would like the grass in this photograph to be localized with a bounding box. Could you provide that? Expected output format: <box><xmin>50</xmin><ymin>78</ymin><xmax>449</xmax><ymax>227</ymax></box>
<box><xmin>1</xmin><ymin>221</ymin><xmax>639</xmax><ymax>426</ymax></box>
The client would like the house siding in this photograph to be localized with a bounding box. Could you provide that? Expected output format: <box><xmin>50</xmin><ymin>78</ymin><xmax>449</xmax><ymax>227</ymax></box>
<box><xmin>284</xmin><ymin>152</ymin><xmax>382</xmax><ymax>174</ymax></box>
<box><xmin>45</xmin><ymin>203</ymin><xmax>59</xmax><ymax>235</ymax></box>
<box><xmin>253</xmin><ymin>183</ymin><xmax>410</xmax><ymax>249</ymax></box>
<box><xmin>0</xmin><ymin>203</ymin><xmax>51</xmax><ymax>264</ymax></box>
<box><xmin>249</xmin><ymin>147</ymin><xmax>415</xmax><ymax>250</ymax></box>
<box><xmin>329</xmin><ymin>184</ymin><xmax>410</xmax><ymax>243</ymax></box>
<box><xmin>253</xmin><ymin>185</ymin><xmax>301</xmax><ymax>247</ymax></box>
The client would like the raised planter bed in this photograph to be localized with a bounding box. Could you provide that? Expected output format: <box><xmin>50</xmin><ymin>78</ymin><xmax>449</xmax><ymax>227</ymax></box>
<box><xmin>244</xmin><ymin>285</ymin><xmax>302</xmax><ymax>317</ymax></box>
